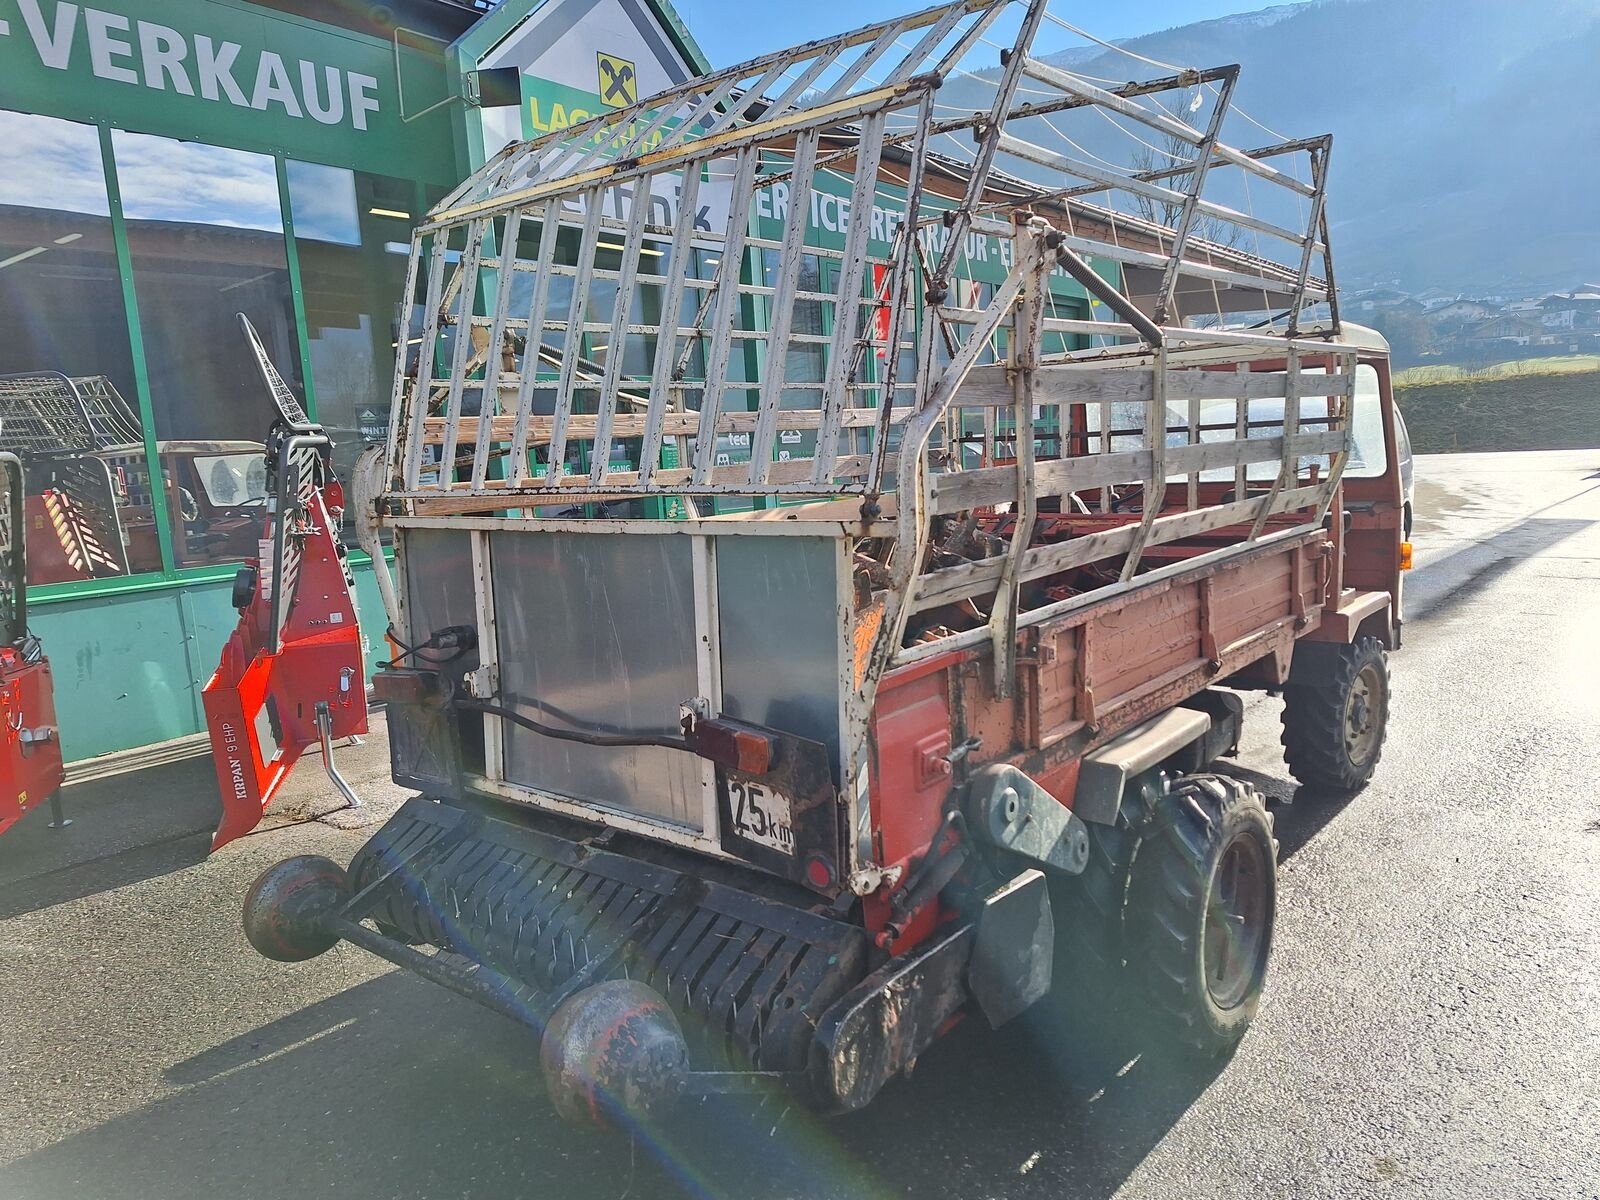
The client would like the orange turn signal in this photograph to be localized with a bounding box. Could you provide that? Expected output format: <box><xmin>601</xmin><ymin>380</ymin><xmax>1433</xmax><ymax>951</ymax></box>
<box><xmin>687</xmin><ymin>717</ymin><xmax>775</xmax><ymax>775</ymax></box>
<box><xmin>1399</xmin><ymin>541</ymin><xmax>1413</xmax><ymax>571</ymax></box>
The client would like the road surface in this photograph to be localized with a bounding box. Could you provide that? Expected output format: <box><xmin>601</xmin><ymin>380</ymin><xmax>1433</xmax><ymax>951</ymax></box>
<box><xmin>0</xmin><ymin>449</ymin><xmax>1595</xmax><ymax>1199</ymax></box>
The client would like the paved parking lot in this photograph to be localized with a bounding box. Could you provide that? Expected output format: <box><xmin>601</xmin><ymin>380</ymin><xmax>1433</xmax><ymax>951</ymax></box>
<box><xmin>1</xmin><ymin>450</ymin><xmax>1596</xmax><ymax>1199</ymax></box>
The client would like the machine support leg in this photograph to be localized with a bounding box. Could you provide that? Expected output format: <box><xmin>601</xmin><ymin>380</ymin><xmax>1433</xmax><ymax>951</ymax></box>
<box><xmin>315</xmin><ymin>701</ymin><xmax>361</xmax><ymax>813</ymax></box>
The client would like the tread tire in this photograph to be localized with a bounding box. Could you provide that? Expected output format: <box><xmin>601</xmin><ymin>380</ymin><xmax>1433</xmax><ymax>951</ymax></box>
<box><xmin>1280</xmin><ymin>636</ymin><xmax>1390</xmax><ymax>791</ymax></box>
<box><xmin>1127</xmin><ymin>774</ymin><xmax>1277</xmax><ymax>1052</ymax></box>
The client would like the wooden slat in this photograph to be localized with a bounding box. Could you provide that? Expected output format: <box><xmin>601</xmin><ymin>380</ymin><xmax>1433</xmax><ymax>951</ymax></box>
<box><xmin>912</xmin><ymin>482</ymin><xmax>1327</xmax><ymax>611</ymax></box>
<box><xmin>638</xmin><ymin>166</ymin><xmax>702</xmax><ymax>486</ymax></box>
<box><xmin>748</xmin><ymin>130</ymin><xmax>820</xmax><ymax>485</ymax></box>
<box><xmin>590</xmin><ymin>172</ymin><xmax>655</xmax><ymax>484</ymax></box>
<box><xmin>411</xmin><ymin>451</ymin><xmax>896</xmax><ymax>496</ymax></box>
<box><xmin>402</xmin><ymin>235</ymin><xmax>450</xmax><ymax>488</ymax></box>
<box><xmin>812</xmin><ymin>111</ymin><xmax>886</xmax><ymax>481</ymax></box>
<box><xmin>422</xmin><ymin>404</ymin><xmax>919</xmax><ymax>444</ymax></box>
<box><xmin>928</xmin><ymin>428</ymin><xmax>1345</xmax><ymax>512</ymax></box>
<box><xmin>507</xmin><ymin>204</ymin><xmax>560</xmax><ymax>485</ymax></box>
<box><xmin>953</xmin><ymin>366</ymin><xmax>1354</xmax><ymax>407</ymax></box>
<box><xmin>473</xmin><ymin>207</ymin><xmax>524</xmax><ymax>489</ymax></box>
<box><xmin>547</xmin><ymin>191</ymin><xmax>605</xmax><ymax>482</ymax></box>
<box><xmin>691</xmin><ymin>147</ymin><xmax>760</xmax><ymax>484</ymax></box>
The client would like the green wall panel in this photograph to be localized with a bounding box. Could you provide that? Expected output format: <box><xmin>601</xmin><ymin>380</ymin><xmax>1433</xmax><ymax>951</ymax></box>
<box><xmin>33</xmin><ymin>590</ymin><xmax>199</xmax><ymax>761</ymax></box>
<box><xmin>35</xmin><ymin>559</ymin><xmax>392</xmax><ymax>763</ymax></box>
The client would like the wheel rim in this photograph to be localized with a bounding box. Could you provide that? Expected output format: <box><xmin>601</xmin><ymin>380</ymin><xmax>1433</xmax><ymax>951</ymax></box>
<box><xmin>1203</xmin><ymin>834</ymin><xmax>1270</xmax><ymax>1010</ymax></box>
<box><xmin>1343</xmin><ymin>662</ymin><xmax>1385</xmax><ymax>767</ymax></box>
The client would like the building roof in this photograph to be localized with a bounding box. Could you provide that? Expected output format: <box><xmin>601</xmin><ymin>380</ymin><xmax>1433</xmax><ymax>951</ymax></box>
<box><xmin>455</xmin><ymin>0</ymin><xmax>710</xmax><ymax>77</ymax></box>
<box><xmin>248</xmin><ymin>0</ymin><xmax>486</xmax><ymax>41</ymax></box>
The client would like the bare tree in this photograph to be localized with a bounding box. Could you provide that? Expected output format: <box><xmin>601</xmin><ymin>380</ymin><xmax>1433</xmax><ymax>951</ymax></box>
<box><xmin>1129</xmin><ymin>130</ymin><xmax>1243</xmax><ymax>249</ymax></box>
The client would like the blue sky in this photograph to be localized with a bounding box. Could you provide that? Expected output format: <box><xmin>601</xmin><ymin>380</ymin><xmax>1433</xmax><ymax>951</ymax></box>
<box><xmin>674</xmin><ymin>1</ymin><xmax>1307</xmax><ymax>67</ymax></box>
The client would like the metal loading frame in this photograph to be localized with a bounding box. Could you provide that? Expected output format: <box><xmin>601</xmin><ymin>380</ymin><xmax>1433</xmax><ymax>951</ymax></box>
<box><xmin>373</xmin><ymin>0</ymin><xmax>1363</xmax><ymax>872</ymax></box>
<box><xmin>386</xmin><ymin>0</ymin><xmax>1342</xmax><ymax>506</ymax></box>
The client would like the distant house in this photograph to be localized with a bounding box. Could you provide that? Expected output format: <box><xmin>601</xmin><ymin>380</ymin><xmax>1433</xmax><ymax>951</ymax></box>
<box><xmin>1429</xmin><ymin>299</ymin><xmax>1498</xmax><ymax>323</ymax></box>
<box><xmin>1540</xmin><ymin>292</ymin><xmax>1600</xmax><ymax>328</ymax></box>
<box><xmin>1353</xmin><ymin>287</ymin><xmax>1413</xmax><ymax>312</ymax></box>
<box><xmin>1468</xmin><ymin>315</ymin><xmax>1542</xmax><ymax>344</ymax></box>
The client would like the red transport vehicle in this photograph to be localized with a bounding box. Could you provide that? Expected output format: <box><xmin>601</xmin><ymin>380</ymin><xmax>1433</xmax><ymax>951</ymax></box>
<box><xmin>238</xmin><ymin>0</ymin><xmax>1410</xmax><ymax>1123</ymax></box>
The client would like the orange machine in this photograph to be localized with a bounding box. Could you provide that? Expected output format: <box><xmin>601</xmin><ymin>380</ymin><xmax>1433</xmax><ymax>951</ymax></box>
<box><xmin>0</xmin><ymin>452</ymin><xmax>66</xmax><ymax>837</ymax></box>
<box><xmin>202</xmin><ymin>316</ymin><xmax>367</xmax><ymax>851</ymax></box>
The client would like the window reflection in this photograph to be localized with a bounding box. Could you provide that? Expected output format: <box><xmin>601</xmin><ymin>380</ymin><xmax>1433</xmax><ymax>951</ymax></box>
<box><xmin>0</xmin><ymin>110</ymin><xmax>144</xmax><ymax>584</ymax></box>
<box><xmin>113</xmin><ymin>130</ymin><xmax>293</xmax><ymax>568</ymax></box>
<box><xmin>287</xmin><ymin>161</ymin><xmax>428</xmax><ymax>541</ymax></box>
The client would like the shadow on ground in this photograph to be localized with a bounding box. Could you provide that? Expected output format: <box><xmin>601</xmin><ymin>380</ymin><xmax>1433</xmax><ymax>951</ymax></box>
<box><xmin>0</xmin><ymin>957</ymin><xmax>1232</xmax><ymax>1200</ymax></box>
<box><xmin>0</xmin><ymin>757</ymin><xmax>218</xmax><ymax>919</ymax></box>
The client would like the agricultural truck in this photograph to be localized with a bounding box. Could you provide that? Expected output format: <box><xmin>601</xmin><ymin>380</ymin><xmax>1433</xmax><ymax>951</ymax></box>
<box><xmin>237</xmin><ymin>0</ymin><xmax>1409</xmax><ymax>1122</ymax></box>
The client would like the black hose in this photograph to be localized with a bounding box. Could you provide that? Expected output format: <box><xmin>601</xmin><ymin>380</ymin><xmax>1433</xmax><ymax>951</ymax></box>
<box><xmin>455</xmin><ymin>697</ymin><xmax>693</xmax><ymax>753</ymax></box>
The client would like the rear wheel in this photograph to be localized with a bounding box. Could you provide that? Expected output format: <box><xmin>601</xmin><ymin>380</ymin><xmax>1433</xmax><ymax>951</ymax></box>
<box><xmin>1127</xmin><ymin>774</ymin><xmax>1276</xmax><ymax>1052</ymax></box>
<box><xmin>1281</xmin><ymin>637</ymin><xmax>1390</xmax><ymax>791</ymax></box>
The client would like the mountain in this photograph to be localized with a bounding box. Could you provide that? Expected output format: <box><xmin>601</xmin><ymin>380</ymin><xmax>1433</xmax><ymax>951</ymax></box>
<box><xmin>962</xmin><ymin>0</ymin><xmax>1600</xmax><ymax>294</ymax></box>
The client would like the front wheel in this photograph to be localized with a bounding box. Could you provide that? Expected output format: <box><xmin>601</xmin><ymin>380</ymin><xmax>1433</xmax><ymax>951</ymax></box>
<box><xmin>1280</xmin><ymin>637</ymin><xmax>1390</xmax><ymax>791</ymax></box>
<box><xmin>1127</xmin><ymin>774</ymin><xmax>1277</xmax><ymax>1052</ymax></box>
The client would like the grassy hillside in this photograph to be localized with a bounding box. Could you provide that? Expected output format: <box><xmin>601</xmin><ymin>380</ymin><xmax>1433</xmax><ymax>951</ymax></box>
<box><xmin>1396</xmin><ymin>357</ymin><xmax>1600</xmax><ymax>387</ymax></box>
<box><xmin>1396</xmin><ymin>369</ymin><xmax>1600</xmax><ymax>454</ymax></box>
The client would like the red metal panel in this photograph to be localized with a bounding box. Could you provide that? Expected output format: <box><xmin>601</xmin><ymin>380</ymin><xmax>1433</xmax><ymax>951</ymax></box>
<box><xmin>204</xmin><ymin>487</ymin><xmax>367</xmax><ymax>851</ymax></box>
<box><xmin>864</xmin><ymin>666</ymin><xmax>955</xmax><ymax>950</ymax></box>
<box><xmin>0</xmin><ymin>656</ymin><xmax>64</xmax><ymax>836</ymax></box>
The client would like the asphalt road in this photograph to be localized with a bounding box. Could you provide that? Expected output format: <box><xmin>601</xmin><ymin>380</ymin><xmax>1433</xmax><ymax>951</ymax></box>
<box><xmin>1</xmin><ymin>449</ymin><xmax>1596</xmax><ymax>1200</ymax></box>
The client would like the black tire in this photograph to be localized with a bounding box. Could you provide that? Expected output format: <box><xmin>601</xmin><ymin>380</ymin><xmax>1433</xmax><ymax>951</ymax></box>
<box><xmin>1280</xmin><ymin>636</ymin><xmax>1390</xmax><ymax>791</ymax></box>
<box><xmin>1127</xmin><ymin>774</ymin><xmax>1277</xmax><ymax>1052</ymax></box>
<box><xmin>1048</xmin><ymin>770</ymin><xmax>1163</xmax><ymax>981</ymax></box>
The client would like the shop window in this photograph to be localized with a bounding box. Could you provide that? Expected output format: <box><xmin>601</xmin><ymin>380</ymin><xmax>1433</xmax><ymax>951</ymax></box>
<box><xmin>113</xmin><ymin>130</ymin><xmax>297</xmax><ymax>570</ymax></box>
<box><xmin>287</xmin><ymin>161</ymin><xmax>432</xmax><ymax>540</ymax></box>
<box><xmin>0</xmin><ymin>110</ymin><xmax>149</xmax><ymax>587</ymax></box>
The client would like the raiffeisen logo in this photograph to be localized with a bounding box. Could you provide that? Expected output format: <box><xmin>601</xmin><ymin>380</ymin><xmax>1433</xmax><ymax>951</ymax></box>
<box><xmin>0</xmin><ymin>0</ymin><xmax>383</xmax><ymax>131</ymax></box>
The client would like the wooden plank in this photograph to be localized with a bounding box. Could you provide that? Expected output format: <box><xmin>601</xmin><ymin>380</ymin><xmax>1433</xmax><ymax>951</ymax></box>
<box><xmin>473</xmin><ymin>207</ymin><xmax>524</xmax><ymax>489</ymax></box>
<box><xmin>547</xmin><ymin>191</ymin><xmax>605</xmax><ymax>483</ymax></box>
<box><xmin>927</xmin><ymin>429</ymin><xmax>1346</xmax><ymax>512</ymax></box>
<box><xmin>590</xmin><ymin>172</ymin><xmax>655</xmax><ymax>484</ymax></box>
<box><xmin>420</xmin><ymin>404</ymin><xmax>920</xmax><ymax>444</ymax></box>
<box><xmin>953</xmin><ymin>366</ymin><xmax>1354</xmax><ymax>407</ymax></box>
<box><xmin>748</xmin><ymin>130</ymin><xmax>820</xmax><ymax>485</ymax></box>
<box><xmin>507</xmin><ymin>203</ymin><xmax>560</xmax><ymax>485</ymax></box>
<box><xmin>911</xmin><ymin>482</ymin><xmax>1326</xmax><ymax>610</ymax></box>
<box><xmin>402</xmin><ymin>235</ymin><xmax>450</xmax><ymax>488</ymax></box>
<box><xmin>638</xmin><ymin>166</ymin><xmax>702</xmax><ymax>486</ymax></box>
<box><xmin>410</xmin><ymin>452</ymin><xmax>897</xmax><ymax>499</ymax></box>
<box><xmin>692</xmin><ymin>147</ymin><xmax>760</xmax><ymax>484</ymax></box>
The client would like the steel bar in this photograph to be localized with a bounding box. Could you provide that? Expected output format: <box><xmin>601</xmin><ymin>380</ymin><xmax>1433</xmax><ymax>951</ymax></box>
<box><xmin>473</xmin><ymin>208</ymin><xmax>524</xmax><ymax>489</ymax></box>
<box><xmin>507</xmin><ymin>204</ymin><xmax>560</xmax><ymax>485</ymax></box>
<box><xmin>590</xmin><ymin>176</ymin><xmax>656</xmax><ymax>484</ymax></box>
<box><xmin>691</xmin><ymin>147</ymin><xmax>761</xmax><ymax>484</ymax></box>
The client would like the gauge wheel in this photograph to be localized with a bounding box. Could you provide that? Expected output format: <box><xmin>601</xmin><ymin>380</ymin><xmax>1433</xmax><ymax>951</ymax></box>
<box><xmin>1281</xmin><ymin>636</ymin><xmax>1390</xmax><ymax>791</ymax></box>
<box><xmin>1127</xmin><ymin>774</ymin><xmax>1277</xmax><ymax>1052</ymax></box>
<box><xmin>242</xmin><ymin>855</ymin><xmax>349</xmax><ymax>962</ymax></box>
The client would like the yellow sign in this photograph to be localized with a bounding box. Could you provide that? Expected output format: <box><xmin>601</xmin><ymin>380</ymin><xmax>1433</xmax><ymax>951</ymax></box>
<box><xmin>596</xmin><ymin>52</ymin><xmax>637</xmax><ymax>108</ymax></box>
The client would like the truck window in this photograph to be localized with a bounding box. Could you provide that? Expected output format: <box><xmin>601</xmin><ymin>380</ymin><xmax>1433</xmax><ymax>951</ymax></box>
<box><xmin>194</xmin><ymin>453</ymin><xmax>268</xmax><ymax>507</ymax></box>
<box><xmin>1082</xmin><ymin>363</ymin><xmax>1387</xmax><ymax>484</ymax></box>
<box><xmin>1343</xmin><ymin>364</ymin><xmax>1388</xmax><ymax>479</ymax></box>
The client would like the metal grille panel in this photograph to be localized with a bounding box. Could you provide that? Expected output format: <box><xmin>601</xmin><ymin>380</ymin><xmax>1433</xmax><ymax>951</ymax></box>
<box><xmin>350</xmin><ymin>798</ymin><xmax>869</xmax><ymax>1071</ymax></box>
